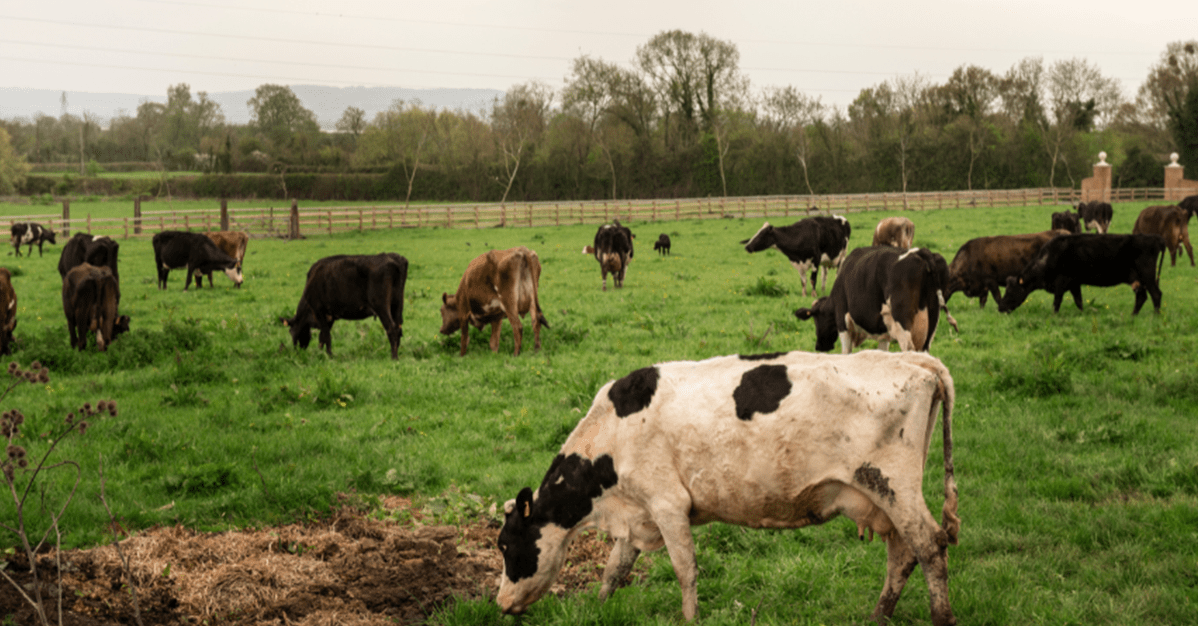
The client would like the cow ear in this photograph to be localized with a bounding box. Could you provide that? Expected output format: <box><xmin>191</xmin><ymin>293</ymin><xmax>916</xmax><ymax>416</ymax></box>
<box><xmin>503</xmin><ymin>498</ymin><xmax>517</xmax><ymax>516</ymax></box>
<box><xmin>281</xmin><ymin>317</ymin><xmax>291</xmax><ymax>327</ymax></box>
<box><xmin>516</xmin><ymin>487</ymin><xmax>534</xmax><ymax>519</ymax></box>
<box><xmin>794</xmin><ymin>308</ymin><xmax>812</xmax><ymax>320</ymax></box>
<box><xmin>442</xmin><ymin>292</ymin><xmax>449</xmax><ymax>304</ymax></box>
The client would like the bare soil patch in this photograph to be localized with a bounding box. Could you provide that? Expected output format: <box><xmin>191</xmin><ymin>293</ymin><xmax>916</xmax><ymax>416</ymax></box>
<box><xmin>1</xmin><ymin>500</ymin><xmax>629</xmax><ymax>625</ymax></box>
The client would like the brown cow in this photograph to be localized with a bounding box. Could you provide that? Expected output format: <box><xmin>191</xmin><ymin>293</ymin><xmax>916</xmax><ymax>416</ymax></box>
<box><xmin>198</xmin><ymin>231</ymin><xmax>250</xmax><ymax>288</ymax></box>
<box><xmin>0</xmin><ymin>268</ymin><xmax>15</xmax><ymax>355</ymax></box>
<box><xmin>946</xmin><ymin>230</ymin><xmax>1070</xmax><ymax>308</ymax></box>
<box><xmin>440</xmin><ymin>246</ymin><xmax>549</xmax><ymax>356</ymax></box>
<box><xmin>62</xmin><ymin>263</ymin><xmax>129</xmax><ymax>352</ymax></box>
<box><xmin>1132</xmin><ymin>205</ymin><xmax>1193</xmax><ymax>267</ymax></box>
<box><xmin>872</xmin><ymin>217</ymin><xmax>915</xmax><ymax>248</ymax></box>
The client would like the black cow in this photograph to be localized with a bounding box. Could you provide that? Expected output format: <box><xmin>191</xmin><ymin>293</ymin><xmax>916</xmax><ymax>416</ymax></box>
<box><xmin>1077</xmin><ymin>201</ymin><xmax>1113</xmax><ymax>234</ymax></box>
<box><xmin>58</xmin><ymin>233</ymin><xmax>121</xmax><ymax>301</ymax></box>
<box><xmin>1179</xmin><ymin>194</ymin><xmax>1198</xmax><ymax>219</ymax></box>
<box><xmin>151</xmin><ymin>231</ymin><xmax>243</xmax><ymax>290</ymax></box>
<box><xmin>1051</xmin><ymin>211</ymin><xmax>1081</xmax><ymax>234</ymax></box>
<box><xmin>741</xmin><ymin>215</ymin><xmax>851</xmax><ymax>297</ymax></box>
<box><xmin>997</xmin><ymin>234</ymin><xmax>1165</xmax><ymax>315</ymax></box>
<box><xmin>0</xmin><ymin>267</ymin><xmax>15</xmax><ymax>355</ymax></box>
<box><xmin>62</xmin><ymin>263</ymin><xmax>130</xmax><ymax>352</ymax></box>
<box><xmin>653</xmin><ymin>233</ymin><xmax>671</xmax><ymax>256</ymax></box>
<box><xmin>11</xmin><ymin>223</ymin><xmax>57</xmax><ymax>257</ymax></box>
<box><xmin>592</xmin><ymin>221</ymin><xmax>635</xmax><ymax>290</ymax></box>
<box><xmin>794</xmin><ymin>246</ymin><xmax>956</xmax><ymax>354</ymax></box>
<box><xmin>283</xmin><ymin>253</ymin><xmax>408</xmax><ymax>359</ymax></box>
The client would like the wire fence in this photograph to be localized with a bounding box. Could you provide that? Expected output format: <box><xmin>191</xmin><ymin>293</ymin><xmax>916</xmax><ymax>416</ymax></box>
<box><xmin>2</xmin><ymin>187</ymin><xmax>1181</xmax><ymax>240</ymax></box>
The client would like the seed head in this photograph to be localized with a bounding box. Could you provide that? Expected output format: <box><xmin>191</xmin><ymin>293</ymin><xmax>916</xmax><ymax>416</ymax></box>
<box><xmin>6</xmin><ymin>362</ymin><xmax>16</xmax><ymax>375</ymax></box>
<box><xmin>38</xmin><ymin>369</ymin><xmax>49</xmax><ymax>383</ymax></box>
<box><xmin>30</xmin><ymin>361</ymin><xmax>41</xmax><ymax>370</ymax></box>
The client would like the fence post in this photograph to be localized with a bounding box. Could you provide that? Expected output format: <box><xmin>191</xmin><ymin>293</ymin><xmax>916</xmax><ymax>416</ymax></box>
<box><xmin>134</xmin><ymin>197</ymin><xmax>142</xmax><ymax>235</ymax></box>
<box><xmin>123</xmin><ymin>217</ymin><xmax>128</xmax><ymax>240</ymax></box>
<box><xmin>220</xmin><ymin>199</ymin><xmax>229</xmax><ymax>231</ymax></box>
<box><xmin>87</xmin><ymin>213</ymin><xmax>92</xmax><ymax>234</ymax></box>
<box><xmin>289</xmin><ymin>199</ymin><xmax>300</xmax><ymax>239</ymax></box>
<box><xmin>328</xmin><ymin>211</ymin><xmax>333</xmax><ymax>235</ymax></box>
<box><xmin>358</xmin><ymin>209</ymin><xmax>363</xmax><ymax>232</ymax></box>
<box><xmin>62</xmin><ymin>200</ymin><xmax>70</xmax><ymax>237</ymax></box>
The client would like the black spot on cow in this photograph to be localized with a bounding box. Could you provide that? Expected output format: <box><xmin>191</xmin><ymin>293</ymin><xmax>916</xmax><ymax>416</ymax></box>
<box><xmin>498</xmin><ymin>454</ymin><xmax>619</xmax><ymax>583</ymax></box>
<box><xmin>854</xmin><ymin>462</ymin><xmax>896</xmax><ymax>504</ymax></box>
<box><xmin>738</xmin><ymin>351</ymin><xmax>789</xmax><ymax>361</ymax></box>
<box><xmin>609</xmin><ymin>367</ymin><xmax>659</xmax><ymax>417</ymax></box>
<box><xmin>732</xmin><ymin>364</ymin><xmax>792</xmax><ymax>421</ymax></box>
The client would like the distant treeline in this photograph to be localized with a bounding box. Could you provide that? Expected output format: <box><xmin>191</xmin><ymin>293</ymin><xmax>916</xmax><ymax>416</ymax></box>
<box><xmin>3</xmin><ymin>34</ymin><xmax>1196</xmax><ymax>202</ymax></box>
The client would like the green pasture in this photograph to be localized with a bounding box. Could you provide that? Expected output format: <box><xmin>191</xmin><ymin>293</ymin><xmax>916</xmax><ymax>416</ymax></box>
<box><xmin>2</xmin><ymin>202</ymin><xmax>1196</xmax><ymax>625</ymax></box>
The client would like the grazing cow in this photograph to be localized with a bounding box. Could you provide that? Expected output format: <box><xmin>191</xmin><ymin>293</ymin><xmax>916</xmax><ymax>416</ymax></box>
<box><xmin>0</xmin><ymin>268</ymin><xmax>15</xmax><ymax>355</ymax></box>
<box><xmin>741</xmin><ymin>216</ymin><xmax>851</xmax><ymax>297</ymax></box>
<box><xmin>1132</xmin><ymin>205</ymin><xmax>1193</xmax><ymax>266</ymax></box>
<box><xmin>283</xmin><ymin>253</ymin><xmax>408</xmax><ymax>359</ymax></box>
<box><xmin>151</xmin><ymin>230</ymin><xmax>243</xmax><ymax>290</ymax></box>
<box><xmin>997</xmin><ymin>233</ymin><xmax>1165</xmax><ymax>315</ymax></box>
<box><xmin>496</xmin><ymin>350</ymin><xmax>959</xmax><ymax>625</ymax></box>
<box><xmin>58</xmin><ymin>233</ymin><xmax>121</xmax><ymax>301</ymax></box>
<box><xmin>794</xmin><ymin>247</ymin><xmax>956</xmax><ymax>354</ymax></box>
<box><xmin>62</xmin><ymin>263</ymin><xmax>130</xmax><ymax>352</ymax></box>
<box><xmin>872</xmin><ymin>216</ymin><xmax>915</xmax><ymax>248</ymax></box>
<box><xmin>440</xmin><ymin>246</ymin><xmax>548</xmax><ymax>356</ymax></box>
<box><xmin>654</xmin><ymin>233</ymin><xmax>672</xmax><ymax>256</ymax></box>
<box><xmin>1051</xmin><ymin>211</ymin><xmax>1081</xmax><ymax>234</ymax></box>
<box><xmin>945</xmin><ymin>230</ymin><xmax>1068</xmax><ymax>309</ymax></box>
<box><xmin>10</xmin><ymin>223</ymin><xmax>56</xmax><ymax>257</ymax></box>
<box><xmin>1077</xmin><ymin>201</ymin><xmax>1113</xmax><ymax>234</ymax></box>
<box><xmin>197</xmin><ymin>231</ymin><xmax>249</xmax><ymax>288</ymax></box>
<box><xmin>592</xmin><ymin>221</ymin><xmax>635</xmax><ymax>290</ymax></box>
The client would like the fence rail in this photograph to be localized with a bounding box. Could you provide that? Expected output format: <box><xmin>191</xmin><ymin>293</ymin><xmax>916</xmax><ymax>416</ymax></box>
<box><xmin>2</xmin><ymin>187</ymin><xmax>1179</xmax><ymax>240</ymax></box>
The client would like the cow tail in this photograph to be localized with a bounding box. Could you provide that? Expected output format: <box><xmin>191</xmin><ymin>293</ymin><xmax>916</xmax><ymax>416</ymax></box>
<box><xmin>936</xmin><ymin>361</ymin><xmax>960</xmax><ymax>545</ymax></box>
<box><xmin>1156</xmin><ymin>238</ymin><xmax>1166</xmax><ymax>283</ymax></box>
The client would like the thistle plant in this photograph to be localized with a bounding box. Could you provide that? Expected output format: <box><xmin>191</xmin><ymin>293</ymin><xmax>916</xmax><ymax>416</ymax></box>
<box><xmin>0</xmin><ymin>361</ymin><xmax>117</xmax><ymax>626</ymax></box>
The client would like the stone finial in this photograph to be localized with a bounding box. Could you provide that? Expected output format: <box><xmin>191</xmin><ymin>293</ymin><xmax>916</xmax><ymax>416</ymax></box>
<box><xmin>1097</xmin><ymin>151</ymin><xmax>1108</xmax><ymax>166</ymax></box>
<box><xmin>1168</xmin><ymin>152</ymin><xmax>1182</xmax><ymax>167</ymax></box>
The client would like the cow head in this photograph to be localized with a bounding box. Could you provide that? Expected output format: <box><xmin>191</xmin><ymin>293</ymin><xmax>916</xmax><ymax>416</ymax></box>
<box><xmin>741</xmin><ymin>222</ymin><xmax>775</xmax><ymax>252</ymax></box>
<box><xmin>224</xmin><ymin>264</ymin><xmax>244</xmax><ymax>287</ymax></box>
<box><xmin>495</xmin><ymin>487</ymin><xmax>573</xmax><ymax>615</ymax></box>
<box><xmin>439</xmin><ymin>293</ymin><xmax>462</xmax><ymax>335</ymax></box>
<box><xmin>794</xmin><ymin>297</ymin><xmax>838</xmax><ymax>352</ymax></box>
<box><xmin>497</xmin><ymin>453</ymin><xmax>618</xmax><ymax>616</ymax></box>
<box><xmin>43</xmin><ymin>229</ymin><xmax>57</xmax><ymax>245</ymax></box>
<box><xmin>281</xmin><ymin>313</ymin><xmax>313</xmax><ymax>349</ymax></box>
<box><xmin>997</xmin><ymin>276</ymin><xmax>1031</xmax><ymax>313</ymax></box>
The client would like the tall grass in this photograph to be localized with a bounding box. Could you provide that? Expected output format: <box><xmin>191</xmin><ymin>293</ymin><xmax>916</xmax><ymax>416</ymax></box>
<box><xmin>0</xmin><ymin>201</ymin><xmax>1195</xmax><ymax>624</ymax></box>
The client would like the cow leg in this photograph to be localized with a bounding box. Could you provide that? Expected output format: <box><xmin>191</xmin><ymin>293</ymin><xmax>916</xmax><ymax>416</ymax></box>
<box><xmin>978</xmin><ymin>290</ymin><xmax>989</xmax><ymax>309</ymax></box>
<box><xmin>870</xmin><ymin>531</ymin><xmax>919</xmax><ymax>625</ymax></box>
<box><xmin>490</xmin><ymin>320</ymin><xmax>505</xmax><ymax>354</ymax></box>
<box><xmin>319</xmin><ymin>324</ymin><xmax>334</xmax><ymax>357</ymax></box>
<box><xmin>1069</xmin><ymin>285</ymin><xmax>1084</xmax><ymax>311</ymax></box>
<box><xmin>598</xmin><ymin>538</ymin><xmax>641</xmax><ymax>603</ymax></box>
<box><xmin>1184</xmin><ymin>235</ymin><xmax>1194</xmax><ymax>267</ymax></box>
<box><xmin>653</xmin><ymin>510</ymin><xmax>700</xmax><ymax>621</ymax></box>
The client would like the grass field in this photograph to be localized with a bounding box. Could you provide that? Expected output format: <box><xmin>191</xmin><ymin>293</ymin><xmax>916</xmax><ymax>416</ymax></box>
<box><xmin>2</xmin><ymin>201</ymin><xmax>1196</xmax><ymax>625</ymax></box>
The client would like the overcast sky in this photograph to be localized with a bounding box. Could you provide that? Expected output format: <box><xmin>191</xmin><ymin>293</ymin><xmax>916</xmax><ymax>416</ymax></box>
<box><xmin>2</xmin><ymin>0</ymin><xmax>1195</xmax><ymax>112</ymax></box>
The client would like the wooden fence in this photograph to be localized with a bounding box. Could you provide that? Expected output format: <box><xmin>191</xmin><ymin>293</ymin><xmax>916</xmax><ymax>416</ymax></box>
<box><xmin>2</xmin><ymin>187</ymin><xmax>1178</xmax><ymax>241</ymax></box>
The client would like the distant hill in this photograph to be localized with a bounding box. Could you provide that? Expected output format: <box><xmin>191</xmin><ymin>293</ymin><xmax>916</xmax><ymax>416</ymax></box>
<box><xmin>0</xmin><ymin>85</ymin><xmax>504</xmax><ymax>130</ymax></box>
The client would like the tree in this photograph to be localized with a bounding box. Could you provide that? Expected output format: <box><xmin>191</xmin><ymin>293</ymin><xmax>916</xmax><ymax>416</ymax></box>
<box><xmin>0</xmin><ymin>127</ymin><xmax>31</xmax><ymax>195</ymax></box>
<box><xmin>934</xmin><ymin>65</ymin><xmax>1000</xmax><ymax>189</ymax></box>
<box><xmin>247</xmin><ymin>84</ymin><xmax>319</xmax><ymax>159</ymax></box>
<box><xmin>491</xmin><ymin>82</ymin><xmax>552</xmax><ymax>203</ymax></box>
<box><xmin>562</xmin><ymin>56</ymin><xmax>641</xmax><ymax>199</ymax></box>
<box><xmin>761</xmin><ymin>86</ymin><xmax>825</xmax><ymax>195</ymax></box>
<box><xmin>336</xmin><ymin>106</ymin><xmax>366</xmax><ymax>139</ymax></box>
<box><xmin>1137</xmin><ymin>41</ymin><xmax>1198</xmax><ymax>130</ymax></box>
<box><xmin>358</xmin><ymin>100</ymin><xmax>438</xmax><ymax>206</ymax></box>
<box><xmin>636</xmin><ymin>30</ymin><xmax>745</xmax><ymax>151</ymax></box>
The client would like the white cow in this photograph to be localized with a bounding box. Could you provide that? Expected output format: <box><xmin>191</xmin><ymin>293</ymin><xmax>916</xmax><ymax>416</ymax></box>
<box><xmin>496</xmin><ymin>350</ymin><xmax>960</xmax><ymax>625</ymax></box>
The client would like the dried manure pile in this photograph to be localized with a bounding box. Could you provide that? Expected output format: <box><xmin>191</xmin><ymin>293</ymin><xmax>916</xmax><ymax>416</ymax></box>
<box><xmin>0</xmin><ymin>501</ymin><xmax>621</xmax><ymax>625</ymax></box>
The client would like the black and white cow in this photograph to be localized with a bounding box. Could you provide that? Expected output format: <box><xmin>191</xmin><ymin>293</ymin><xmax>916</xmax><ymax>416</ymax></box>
<box><xmin>654</xmin><ymin>233</ymin><xmax>671</xmax><ymax>256</ymax></box>
<box><xmin>10</xmin><ymin>223</ymin><xmax>57</xmax><ymax>257</ymax></box>
<box><xmin>151</xmin><ymin>230</ymin><xmax>243</xmax><ymax>290</ymax></box>
<box><xmin>794</xmin><ymin>246</ymin><xmax>956</xmax><ymax>353</ymax></box>
<box><xmin>592</xmin><ymin>221</ymin><xmax>635</xmax><ymax>290</ymax></box>
<box><xmin>1076</xmin><ymin>201</ymin><xmax>1113</xmax><ymax>234</ymax></box>
<box><xmin>497</xmin><ymin>350</ymin><xmax>959</xmax><ymax>625</ymax></box>
<box><xmin>283</xmin><ymin>253</ymin><xmax>408</xmax><ymax>359</ymax></box>
<box><xmin>741</xmin><ymin>216</ymin><xmax>851</xmax><ymax>297</ymax></box>
<box><xmin>1051</xmin><ymin>210</ymin><xmax>1081</xmax><ymax>234</ymax></box>
<box><xmin>997</xmin><ymin>233</ymin><xmax>1165</xmax><ymax>315</ymax></box>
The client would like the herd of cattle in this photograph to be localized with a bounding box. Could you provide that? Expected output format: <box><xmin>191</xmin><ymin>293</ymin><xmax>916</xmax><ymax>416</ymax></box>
<box><xmin>6</xmin><ymin>196</ymin><xmax>1196</xmax><ymax>624</ymax></box>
